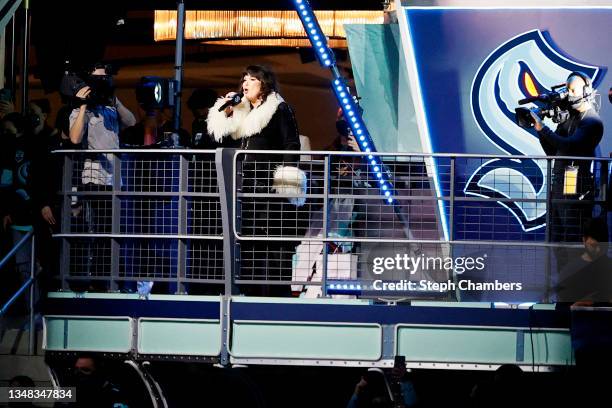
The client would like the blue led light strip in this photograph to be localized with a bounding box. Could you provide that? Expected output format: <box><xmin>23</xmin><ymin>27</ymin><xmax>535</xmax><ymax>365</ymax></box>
<box><xmin>293</xmin><ymin>0</ymin><xmax>396</xmax><ymax>204</ymax></box>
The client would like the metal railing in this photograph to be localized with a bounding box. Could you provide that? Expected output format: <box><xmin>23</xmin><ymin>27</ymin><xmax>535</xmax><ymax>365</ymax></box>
<box><xmin>0</xmin><ymin>230</ymin><xmax>37</xmax><ymax>355</ymax></box>
<box><xmin>52</xmin><ymin>149</ymin><xmax>610</xmax><ymax>302</ymax></box>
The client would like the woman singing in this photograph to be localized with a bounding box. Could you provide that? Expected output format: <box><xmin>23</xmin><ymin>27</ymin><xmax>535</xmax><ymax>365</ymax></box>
<box><xmin>207</xmin><ymin>65</ymin><xmax>307</xmax><ymax>296</ymax></box>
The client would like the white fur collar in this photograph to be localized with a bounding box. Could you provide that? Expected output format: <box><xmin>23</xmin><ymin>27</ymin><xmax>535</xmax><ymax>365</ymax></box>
<box><xmin>207</xmin><ymin>92</ymin><xmax>284</xmax><ymax>142</ymax></box>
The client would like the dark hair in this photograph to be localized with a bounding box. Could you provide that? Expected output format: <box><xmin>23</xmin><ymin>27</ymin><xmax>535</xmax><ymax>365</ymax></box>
<box><xmin>9</xmin><ymin>375</ymin><xmax>35</xmax><ymax>387</ymax></box>
<box><xmin>55</xmin><ymin>104</ymin><xmax>73</xmax><ymax>136</ymax></box>
<box><xmin>240</xmin><ymin>65</ymin><xmax>278</xmax><ymax>102</ymax></box>
<box><xmin>187</xmin><ymin>88</ymin><xmax>218</xmax><ymax>111</ymax></box>
<box><xmin>583</xmin><ymin>218</ymin><xmax>609</xmax><ymax>242</ymax></box>
<box><xmin>2</xmin><ymin>112</ymin><xmax>26</xmax><ymax>133</ymax></box>
<box><xmin>30</xmin><ymin>98</ymin><xmax>51</xmax><ymax>115</ymax></box>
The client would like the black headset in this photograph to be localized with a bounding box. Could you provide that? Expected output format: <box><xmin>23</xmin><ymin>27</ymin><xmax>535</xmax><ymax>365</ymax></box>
<box><xmin>566</xmin><ymin>71</ymin><xmax>593</xmax><ymax>100</ymax></box>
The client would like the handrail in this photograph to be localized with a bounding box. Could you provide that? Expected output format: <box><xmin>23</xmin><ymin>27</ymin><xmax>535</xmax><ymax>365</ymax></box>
<box><xmin>51</xmin><ymin>148</ymin><xmax>612</xmax><ymax>163</ymax></box>
<box><xmin>0</xmin><ymin>276</ymin><xmax>34</xmax><ymax>317</ymax></box>
<box><xmin>0</xmin><ymin>232</ymin><xmax>37</xmax><ymax>355</ymax></box>
<box><xmin>0</xmin><ymin>229</ymin><xmax>33</xmax><ymax>270</ymax></box>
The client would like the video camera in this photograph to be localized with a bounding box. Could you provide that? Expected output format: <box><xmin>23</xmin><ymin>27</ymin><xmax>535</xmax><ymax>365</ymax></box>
<box><xmin>60</xmin><ymin>62</ymin><xmax>117</xmax><ymax>108</ymax></box>
<box><xmin>514</xmin><ymin>84</ymin><xmax>570</xmax><ymax>129</ymax></box>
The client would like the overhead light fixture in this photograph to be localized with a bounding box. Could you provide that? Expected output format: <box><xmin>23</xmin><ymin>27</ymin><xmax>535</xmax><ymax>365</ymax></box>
<box><xmin>153</xmin><ymin>10</ymin><xmax>384</xmax><ymax>45</ymax></box>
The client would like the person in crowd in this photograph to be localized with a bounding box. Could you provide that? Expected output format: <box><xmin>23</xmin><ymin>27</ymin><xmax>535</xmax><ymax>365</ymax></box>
<box><xmin>120</xmin><ymin>106</ymin><xmax>172</xmax><ymax>147</ymax></box>
<box><xmin>57</xmin><ymin>353</ymin><xmax>128</xmax><ymax>407</ymax></box>
<box><xmin>188</xmin><ymin>88</ymin><xmax>228</xmax><ymax>148</ymax></box>
<box><xmin>207</xmin><ymin>65</ymin><xmax>307</xmax><ymax>296</ymax></box>
<box><xmin>0</xmin><ymin>87</ymin><xmax>15</xmax><ymax>119</ymax></box>
<box><xmin>29</xmin><ymin>98</ymin><xmax>75</xmax><ymax>294</ymax></box>
<box><xmin>555</xmin><ymin>217</ymin><xmax>612</xmax><ymax>304</ymax></box>
<box><xmin>0</xmin><ymin>112</ymin><xmax>36</xmax><ymax>309</ymax></box>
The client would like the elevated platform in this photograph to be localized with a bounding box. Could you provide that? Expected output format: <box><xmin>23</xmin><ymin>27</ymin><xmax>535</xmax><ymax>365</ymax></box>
<box><xmin>43</xmin><ymin>293</ymin><xmax>573</xmax><ymax>372</ymax></box>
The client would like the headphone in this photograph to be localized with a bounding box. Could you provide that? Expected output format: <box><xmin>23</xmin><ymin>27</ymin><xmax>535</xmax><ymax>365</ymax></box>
<box><xmin>566</xmin><ymin>71</ymin><xmax>593</xmax><ymax>101</ymax></box>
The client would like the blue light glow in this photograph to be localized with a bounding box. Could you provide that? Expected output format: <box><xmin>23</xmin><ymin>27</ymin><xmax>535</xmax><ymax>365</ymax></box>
<box><xmin>374</xmin><ymin>166</ymin><xmax>380</xmax><ymax>172</ymax></box>
<box><xmin>299</xmin><ymin>5</ymin><xmax>305</xmax><ymax>10</ymax></box>
<box><xmin>313</xmin><ymin>35</ymin><xmax>319</xmax><ymax>41</ymax></box>
<box><xmin>308</xmin><ymin>23</ymin><xmax>313</xmax><ymax>28</ymax></box>
<box><xmin>365</xmin><ymin>148</ymin><xmax>371</xmax><ymax>153</ymax></box>
<box><xmin>342</xmin><ymin>98</ymin><xmax>348</xmax><ymax>104</ymax></box>
<box><xmin>370</xmin><ymin>160</ymin><xmax>376</xmax><ymax>165</ymax></box>
<box><xmin>324</xmin><ymin>60</ymin><xmax>331</xmax><ymax>66</ymax></box>
<box><xmin>336</xmin><ymin>86</ymin><xmax>342</xmax><ymax>91</ymax></box>
<box><xmin>348</xmin><ymin>111</ymin><xmax>354</xmax><ymax>117</ymax></box>
<box><xmin>351</xmin><ymin>117</ymin><xmax>357</xmax><ymax>122</ymax></box>
<box><xmin>356</xmin><ymin>129</ymin><xmax>362</xmax><ymax>135</ymax></box>
<box><xmin>354</xmin><ymin>123</ymin><xmax>360</xmax><ymax>128</ymax></box>
<box><xmin>361</xmin><ymin>142</ymin><xmax>368</xmax><ymax>147</ymax></box>
<box><xmin>382</xmin><ymin>185</ymin><xmax>388</xmax><ymax>190</ymax></box>
<box><xmin>318</xmin><ymin>47</ymin><xmax>324</xmax><ymax>52</ymax></box>
<box><xmin>368</xmin><ymin>155</ymin><xmax>373</xmax><ymax>159</ymax></box>
<box><xmin>359</xmin><ymin>136</ymin><xmax>365</xmax><ymax>141</ymax></box>
<box><xmin>340</xmin><ymin>92</ymin><xmax>346</xmax><ymax>98</ymax></box>
<box><xmin>305</xmin><ymin>17</ymin><xmax>310</xmax><ymax>22</ymax></box>
<box><xmin>387</xmin><ymin>198</ymin><xmax>393</xmax><ymax>203</ymax></box>
<box><xmin>377</xmin><ymin>173</ymin><xmax>382</xmax><ymax>178</ymax></box>
<box><xmin>310</xmin><ymin>29</ymin><xmax>316</xmax><ymax>34</ymax></box>
<box><xmin>384</xmin><ymin>191</ymin><xmax>390</xmax><ymax>197</ymax></box>
<box><xmin>302</xmin><ymin>10</ymin><xmax>307</xmax><ymax>16</ymax></box>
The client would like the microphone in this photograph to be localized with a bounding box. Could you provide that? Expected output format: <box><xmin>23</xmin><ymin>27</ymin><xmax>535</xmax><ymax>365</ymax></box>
<box><xmin>518</xmin><ymin>95</ymin><xmax>540</xmax><ymax>105</ymax></box>
<box><xmin>218</xmin><ymin>92</ymin><xmax>243</xmax><ymax>112</ymax></box>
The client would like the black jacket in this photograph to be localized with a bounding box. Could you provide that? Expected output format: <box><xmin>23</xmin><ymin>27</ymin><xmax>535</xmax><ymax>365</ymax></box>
<box><xmin>538</xmin><ymin>108</ymin><xmax>604</xmax><ymax>198</ymax></box>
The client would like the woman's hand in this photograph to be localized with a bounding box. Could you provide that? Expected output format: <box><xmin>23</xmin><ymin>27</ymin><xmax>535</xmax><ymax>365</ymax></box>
<box><xmin>223</xmin><ymin>92</ymin><xmax>238</xmax><ymax>115</ymax></box>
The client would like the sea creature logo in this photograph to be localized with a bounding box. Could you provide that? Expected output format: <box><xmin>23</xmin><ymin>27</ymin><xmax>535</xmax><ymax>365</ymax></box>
<box><xmin>469</xmin><ymin>30</ymin><xmax>603</xmax><ymax>231</ymax></box>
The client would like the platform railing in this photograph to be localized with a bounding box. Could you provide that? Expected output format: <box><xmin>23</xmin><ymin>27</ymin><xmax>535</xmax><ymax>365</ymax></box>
<box><xmin>52</xmin><ymin>149</ymin><xmax>610</xmax><ymax>303</ymax></box>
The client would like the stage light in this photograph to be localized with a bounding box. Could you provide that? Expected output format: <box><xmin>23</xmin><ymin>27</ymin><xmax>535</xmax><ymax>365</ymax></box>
<box><xmin>359</xmin><ymin>136</ymin><xmax>365</xmax><ymax>141</ymax></box>
<box><xmin>351</xmin><ymin>117</ymin><xmax>357</xmax><ymax>122</ymax></box>
<box><xmin>354</xmin><ymin>123</ymin><xmax>360</xmax><ymax>128</ymax></box>
<box><xmin>349</xmin><ymin>284</ymin><xmax>355</xmax><ymax>289</ymax></box>
<box><xmin>370</xmin><ymin>160</ymin><xmax>376</xmax><ymax>165</ymax></box>
<box><xmin>340</xmin><ymin>92</ymin><xmax>346</xmax><ymax>98</ymax></box>
<box><xmin>356</xmin><ymin>129</ymin><xmax>362</xmax><ymax>135</ymax></box>
<box><xmin>368</xmin><ymin>155</ymin><xmax>373</xmax><ymax>159</ymax></box>
<box><xmin>384</xmin><ymin>191</ymin><xmax>390</xmax><ymax>197</ymax></box>
<box><xmin>319</xmin><ymin>47</ymin><xmax>324</xmax><ymax>52</ymax></box>
<box><xmin>377</xmin><ymin>173</ymin><xmax>383</xmax><ymax>178</ymax></box>
<box><xmin>382</xmin><ymin>185</ymin><xmax>388</xmax><ymax>190</ymax></box>
<box><xmin>387</xmin><ymin>198</ymin><xmax>393</xmax><ymax>203</ymax></box>
<box><xmin>342</xmin><ymin>98</ymin><xmax>348</xmax><ymax>103</ymax></box>
<box><xmin>374</xmin><ymin>166</ymin><xmax>380</xmax><ymax>172</ymax></box>
<box><xmin>365</xmin><ymin>148</ymin><xmax>371</xmax><ymax>153</ymax></box>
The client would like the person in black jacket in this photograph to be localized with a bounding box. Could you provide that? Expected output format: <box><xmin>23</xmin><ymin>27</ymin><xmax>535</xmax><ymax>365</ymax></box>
<box><xmin>530</xmin><ymin>72</ymin><xmax>605</xmax><ymax>269</ymax></box>
<box><xmin>207</xmin><ymin>65</ymin><xmax>307</xmax><ymax>296</ymax></box>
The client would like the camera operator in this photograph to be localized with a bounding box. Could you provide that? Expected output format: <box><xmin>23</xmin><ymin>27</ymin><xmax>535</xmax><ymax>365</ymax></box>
<box><xmin>69</xmin><ymin>63</ymin><xmax>136</xmax><ymax>160</ymax></box>
<box><xmin>68</xmin><ymin>63</ymin><xmax>135</xmax><ymax>290</ymax></box>
<box><xmin>530</xmin><ymin>72</ymin><xmax>604</xmax><ymax>267</ymax></box>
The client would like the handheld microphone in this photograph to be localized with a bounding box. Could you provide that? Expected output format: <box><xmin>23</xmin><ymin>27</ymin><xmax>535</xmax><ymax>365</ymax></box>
<box><xmin>218</xmin><ymin>93</ymin><xmax>243</xmax><ymax>112</ymax></box>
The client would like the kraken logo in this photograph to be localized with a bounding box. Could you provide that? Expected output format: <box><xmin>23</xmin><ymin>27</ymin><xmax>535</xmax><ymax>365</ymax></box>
<box><xmin>469</xmin><ymin>30</ymin><xmax>603</xmax><ymax>231</ymax></box>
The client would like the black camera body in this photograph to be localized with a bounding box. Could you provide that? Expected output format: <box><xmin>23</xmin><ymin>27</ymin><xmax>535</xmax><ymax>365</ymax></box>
<box><xmin>60</xmin><ymin>68</ymin><xmax>116</xmax><ymax>108</ymax></box>
<box><xmin>514</xmin><ymin>84</ymin><xmax>571</xmax><ymax>129</ymax></box>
